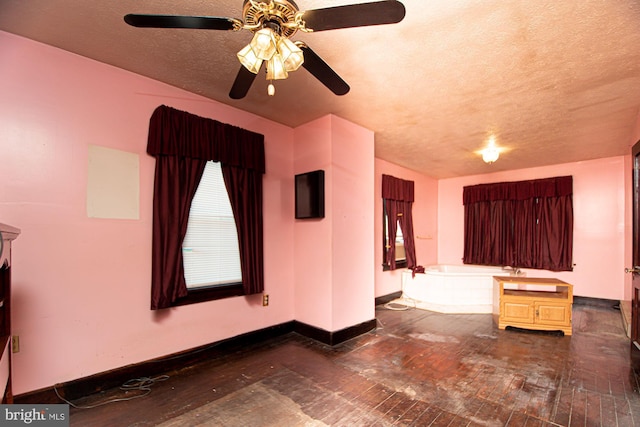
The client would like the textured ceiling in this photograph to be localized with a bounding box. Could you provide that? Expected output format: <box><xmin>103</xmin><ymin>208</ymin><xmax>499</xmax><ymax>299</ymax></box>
<box><xmin>1</xmin><ymin>0</ymin><xmax>640</xmax><ymax>178</ymax></box>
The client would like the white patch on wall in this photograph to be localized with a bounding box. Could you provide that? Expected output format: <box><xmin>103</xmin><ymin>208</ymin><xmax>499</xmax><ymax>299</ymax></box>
<box><xmin>87</xmin><ymin>145</ymin><xmax>139</xmax><ymax>219</ymax></box>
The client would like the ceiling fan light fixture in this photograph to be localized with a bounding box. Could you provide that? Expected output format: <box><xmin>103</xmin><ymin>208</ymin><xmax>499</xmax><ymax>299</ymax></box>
<box><xmin>125</xmin><ymin>0</ymin><xmax>407</xmax><ymax>99</ymax></box>
<box><xmin>266</xmin><ymin>53</ymin><xmax>288</xmax><ymax>80</ymax></box>
<box><xmin>278</xmin><ymin>37</ymin><xmax>304</xmax><ymax>72</ymax></box>
<box><xmin>237</xmin><ymin>44</ymin><xmax>263</xmax><ymax>74</ymax></box>
<box><xmin>250</xmin><ymin>28</ymin><xmax>278</xmax><ymax>60</ymax></box>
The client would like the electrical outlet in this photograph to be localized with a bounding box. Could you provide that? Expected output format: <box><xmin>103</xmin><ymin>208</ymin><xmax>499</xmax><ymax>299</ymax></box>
<box><xmin>262</xmin><ymin>294</ymin><xmax>269</xmax><ymax>306</ymax></box>
<box><xmin>11</xmin><ymin>335</ymin><xmax>19</xmax><ymax>353</ymax></box>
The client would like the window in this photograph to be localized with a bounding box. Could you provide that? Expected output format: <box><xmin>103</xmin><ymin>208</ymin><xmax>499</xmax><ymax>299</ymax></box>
<box><xmin>381</xmin><ymin>174</ymin><xmax>416</xmax><ymax>271</ymax></box>
<box><xmin>394</xmin><ymin>218</ymin><xmax>406</xmax><ymax>261</ymax></box>
<box><xmin>182</xmin><ymin>161</ymin><xmax>241</xmax><ymax>289</ymax></box>
<box><xmin>147</xmin><ymin>105</ymin><xmax>265</xmax><ymax>310</ymax></box>
<box><xmin>462</xmin><ymin>176</ymin><xmax>573</xmax><ymax>271</ymax></box>
<box><xmin>382</xmin><ymin>202</ymin><xmax>407</xmax><ymax>270</ymax></box>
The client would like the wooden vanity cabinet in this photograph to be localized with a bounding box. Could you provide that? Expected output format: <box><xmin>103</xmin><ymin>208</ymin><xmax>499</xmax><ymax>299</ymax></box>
<box><xmin>493</xmin><ymin>276</ymin><xmax>573</xmax><ymax>335</ymax></box>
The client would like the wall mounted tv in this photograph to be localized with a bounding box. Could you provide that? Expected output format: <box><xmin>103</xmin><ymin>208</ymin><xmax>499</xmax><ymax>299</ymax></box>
<box><xmin>295</xmin><ymin>170</ymin><xmax>325</xmax><ymax>219</ymax></box>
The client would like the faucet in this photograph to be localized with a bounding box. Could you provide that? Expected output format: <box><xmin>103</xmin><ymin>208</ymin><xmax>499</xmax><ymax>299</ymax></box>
<box><xmin>504</xmin><ymin>266</ymin><xmax>523</xmax><ymax>276</ymax></box>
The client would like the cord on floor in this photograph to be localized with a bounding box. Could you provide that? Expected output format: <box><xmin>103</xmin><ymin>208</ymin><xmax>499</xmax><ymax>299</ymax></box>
<box><xmin>383</xmin><ymin>297</ymin><xmax>417</xmax><ymax>311</ymax></box>
<box><xmin>54</xmin><ymin>375</ymin><xmax>170</xmax><ymax>409</ymax></box>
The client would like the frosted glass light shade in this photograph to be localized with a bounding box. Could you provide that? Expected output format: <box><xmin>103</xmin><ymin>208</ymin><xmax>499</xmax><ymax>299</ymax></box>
<box><xmin>278</xmin><ymin>38</ymin><xmax>304</xmax><ymax>72</ymax></box>
<box><xmin>266</xmin><ymin>53</ymin><xmax>288</xmax><ymax>80</ymax></box>
<box><xmin>237</xmin><ymin>44</ymin><xmax>262</xmax><ymax>74</ymax></box>
<box><xmin>250</xmin><ymin>28</ymin><xmax>278</xmax><ymax>60</ymax></box>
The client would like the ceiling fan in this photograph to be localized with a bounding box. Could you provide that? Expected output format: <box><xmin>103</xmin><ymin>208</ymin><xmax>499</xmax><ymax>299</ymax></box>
<box><xmin>124</xmin><ymin>0</ymin><xmax>406</xmax><ymax>99</ymax></box>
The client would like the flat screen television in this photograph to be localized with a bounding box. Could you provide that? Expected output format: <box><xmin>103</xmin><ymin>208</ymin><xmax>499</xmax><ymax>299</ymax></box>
<box><xmin>295</xmin><ymin>170</ymin><xmax>325</xmax><ymax>219</ymax></box>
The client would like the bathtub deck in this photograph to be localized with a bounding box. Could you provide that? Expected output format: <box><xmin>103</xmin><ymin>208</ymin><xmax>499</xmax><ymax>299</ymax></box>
<box><xmin>401</xmin><ymin>269</ymin><xmax>510</xmax><ymax>314</ymax></box>
<box><xmin>392</xmin><ymin>296</ymin><xmax>494</xmax><ymax>314</ymax></box>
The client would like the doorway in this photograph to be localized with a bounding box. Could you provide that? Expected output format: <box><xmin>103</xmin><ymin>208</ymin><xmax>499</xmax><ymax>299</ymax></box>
<box><xmin>631</xmin><ymin>140</ymin><xmax>640</xmax><ymax>348</ymax></box>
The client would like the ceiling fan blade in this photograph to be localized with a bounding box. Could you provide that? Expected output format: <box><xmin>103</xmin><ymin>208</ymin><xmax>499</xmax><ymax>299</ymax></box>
<box><xmin>301</xmin><ymin>0</ymin><xmax>406</xmax><ymax>32</ymax></box>
<box><xmin>124</xmin><ymin>14</ymin><xmax>238</xmax><ymax>31</ymax></box>
<box><xmin>229</xmin><ymin>66</ymin><xmax>258</xmax><ymax>99</ymax></box>
<box><xmin>298</xmin><ymin>43</ymin><xmax>350</xmax><ymax>96</ymax></box>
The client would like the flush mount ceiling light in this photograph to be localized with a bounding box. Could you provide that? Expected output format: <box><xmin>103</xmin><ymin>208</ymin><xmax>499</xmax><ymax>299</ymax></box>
<box><xmin>480</xmin><ymin>135</ymin><xmax>500</xmax><ymax>164</ymax></box>
<box><xmin>125</xmin><ymin>0</ymin><xmax>406</xmax><ymax>98</ymax></box>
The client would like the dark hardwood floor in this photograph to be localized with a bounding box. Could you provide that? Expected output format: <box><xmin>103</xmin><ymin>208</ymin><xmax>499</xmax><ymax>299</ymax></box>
<box><xmin>66</xmin><ymin>302</ymin><xmax>640</xmax><ymax>426</ymax></box>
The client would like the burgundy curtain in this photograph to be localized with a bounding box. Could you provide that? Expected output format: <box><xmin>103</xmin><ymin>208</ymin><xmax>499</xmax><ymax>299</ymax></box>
<box><xmin>147</xmin><ymin>105</ymin><xmax>265</xmax><ymax>309</ymax></box>
<box><xmin>463</xmin><ymin>176</ymin><xmax>573</xmax><ymax>271</ymax></box>
<box><xmin>221</xmin><ymin>165</ymin><xmax>263</xmax><ymax>295</ymax></box>
<box><xmin>150</xmin><ymin>156</ymin><xmax>206</xmax><ymax>309</ymax></box>
<box><xmin>382</xmin><ymin>174</ymin><xmax>417</xmax><ymax>269</ymax></box>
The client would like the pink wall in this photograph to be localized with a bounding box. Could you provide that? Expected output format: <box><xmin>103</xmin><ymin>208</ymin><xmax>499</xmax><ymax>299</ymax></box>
<box><xmin>293</xmin><ymin>116</ymin><xmax>376</xmax><ymax>331</ymax></box>
<box><xmin>0</xmin><ymin>31</ymin><xmax>298</xmax><ymax>394</ymax></box>
<box><xmin>374</xmin><ymin>159</ymin><xmax>439</xmax><ymax>298</ymax></box>
<box><xmin>293</xmin><ymin>117</ymin><xmax>333</xmax><ymax>329</ymax></box>
<box><xmin>329</xmin><ymin>116</ymin><xmax>375</xmax><ymax>331</ymax></box>
<box><xmin>438</xmin><ymin>157</ymin><xmax>627</xmax><ymax>300</ymax></box>
<box><xmin>1</xmin><ymin>31</ymin><xmax>380</xmax><ymax>395</ymax></box>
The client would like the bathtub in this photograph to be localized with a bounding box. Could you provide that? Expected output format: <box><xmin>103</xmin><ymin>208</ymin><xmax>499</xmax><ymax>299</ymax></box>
<box><xmin>401</xmin><ymin>264</ymin><xmax>516</xmax><ymax>314</ymax></box>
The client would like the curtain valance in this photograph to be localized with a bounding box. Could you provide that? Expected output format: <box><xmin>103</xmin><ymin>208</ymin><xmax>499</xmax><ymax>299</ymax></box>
<box><xmin>382</xmin><ymin>174</ymin><xmax>414</xmax><ymax>202</ymax></box>
<box><xmin>463</xmin><ymin>176</ymin><xmax>572</xmax><ymax>204</ymax></box>
<box><xmin>147</xmin><ymin>105</ymin><xmax>265</xmax><ymax>173</ymax></box>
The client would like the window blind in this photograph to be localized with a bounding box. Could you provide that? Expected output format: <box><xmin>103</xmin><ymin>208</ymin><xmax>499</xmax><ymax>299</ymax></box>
<box><xmin>182</xmin><ymin>161</ymin><xmax>242</xmax><ymax>288</ymax></box>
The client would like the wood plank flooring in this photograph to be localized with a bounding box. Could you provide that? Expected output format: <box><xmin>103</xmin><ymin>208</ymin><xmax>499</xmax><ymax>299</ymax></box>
<box><xmin>67</xmin><ymin>302</ymin><xmax>640</xmax><ymax>426</ymax></box>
